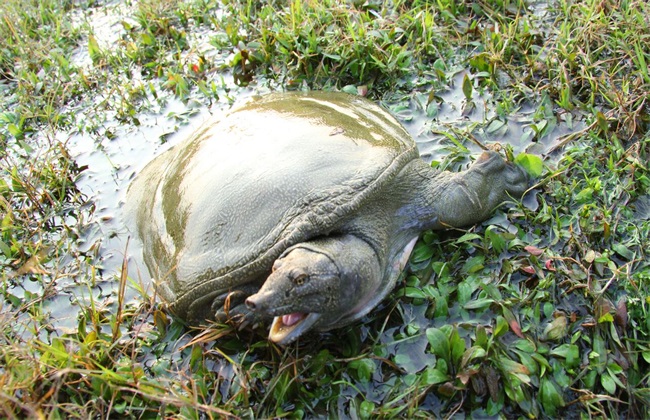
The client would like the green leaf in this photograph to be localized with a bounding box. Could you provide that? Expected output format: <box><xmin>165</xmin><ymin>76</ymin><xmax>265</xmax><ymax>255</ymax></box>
<box><xmin>475</xmin><ymin>326</ymin><xmax>489</xmax><ymax>349</ymax></box>
<box><xmin>7</xmin><ymin>123</ymin><xmax>23</xmax><ymax>139</ymax></box>
<box><xmin>485</xmin><ymin>226</ymin><xmax>506</xmax><ymax>254</ymax></box>
<box><xmin>341</xmin><ymin>85</ymin><xmax>358</xmax><ymax>95</ymax></box>
<box><xmin>461</xmin><ymin>255</ymin><xmax>485</xmax><ymax>274</ymax></box>
<box><xmin>456</xmin><ymin>233</ymin><xmax>481</xmax><ymax>243</ymax></box>
<box><xmin>458</xmin><ymin>278</ymin><xmax>479</xmax><ymax>304</ymax></box>
<box><xmin>514</xmin><ymin>339</ymin><xmax>536</xmax><ymax>353</ymax></box>
<box><xmin>598</xmin><ymin>312</ymin><xmax>614</xmax><ymax>323</ymax></box>
<box><xmin>17</xmin><ymin>140</ymin><xmax>33</xmax><ymax>153</ymax></box>
<box><xmin>486</xmin><ymin>119</ymin><xmax>507</xmax><ymax>135</ymax></box>
<box><xmin>450</xmin><ymin>328</ymin><xmax>466</xmax><ymax>365</ymax></box>
<box><xmin>349</xmin><ymin>358</ymin><xmax>375</xmax><ymax>383</ymax></box>
<box><xmin>411</xmin><ymin>242</ymin><xmax>434</xmax><ymax>263</ymax></box>
<box><xmin>359</xmin><ymin>400</ymin><xmax>375</xmax><ymax>419</ymax></box>
<box><xmin>460</xmin><ymin>345</ymin><xmax>486</xmax><ymax>368</ymax></box>
<box><xmin>422</xmin><ymin>366</ymin><xmax>449</xmax><ymax>385</ymax></box>
<box><xmin>494</xmin><ymin>315</ymin><xmax>509</xmax><ymax>337</ymax></box>
<box><xmin>550</xmin><ymin>344</ymin><xmax>580</xmax><ymax>368</ymax></box>
<box><xmin>462</xmin><ymin>73</ymin><xmax>473</xmax><ymax>100</ymax></box>
<box><xmin>401</xmin><ymin>287</ymin><xmax>427</xmax><ymax>299</ymax></box>
<box><xmin>463</xmin><ymin>298</ymin><xmax>493</xmax><ymax>310</ymax></box>
<box><xmin>88</xmin><ymin>34</ymin><xmax>101</xmax><ymax>63</ymax></box>
<box><xmin>140</xmin><ymin>32</ymin><xmax>156</xmax><ymax>46</ymax></box>
<box><xmin>601</xmin><ymin>373</ymin><xmax>617</xmax><ymax>394</ymax></box>
<box><xmin>114</xmin><ymin>400</ymin><xmax>127</xmax><ymax>414</ymax></box>
<box><xmin>564</xmin><ymin>345</ymin><xmax>580</xmax><ymax>369</ymax></box>
<box><xmin>575</xmin><ymin>187</ymin><xmax>594</xmax><ymax>202</ymax></box>
<box><xmin>514</xmin><ymin>153</ymin><xmax>543</xmax><ymax>178</ymax></box>
<box><xmin>642</xmin><ymin>351</ymin><xmax>650</xmax><ymax>364</ymax></box>
<box><xmin>612</xmin><ymin>243</ymin><xmax>634</xmax><ymax>260</ymax></box>
<box><xmin>426</xmin><ymin>327</ymin><xmax>450</xmax><ymax>362</ymax></box>
<box><xmin>0</xmin><ymin>112</ymin><xmax>15</xmax><ymax>124</ymax></box>
<box><xmin>0</xmin><ymin>239</ymin><xmax>11</xmax><ymax>258</ymax></box>
<box><xmin>189</xmin><ymin>344</ymin><xmax>203</xmax><ymax>370</ymax></box>
<box><xmin>606</xmin><ymin>364</ymin><xmax>626</xmax><ymax>388</ymax></box>
<box><xmin>394</xmin><ymin>353</ymin><xmax>415</xmax><ymax>372</ymax></box>
<box><xmin>583</xmin><ymin>370</ymin><xmax>597</xmax><ymax>388</ymax></box>
<box><xmin>540</xmin><ymin>378</ymin><xmax>565</xmax><ymax>416</ymax></box>
<box><xmin>596</xmin><ymin>111</ymin><xmax>609</xmax><ymax>132</ymax></box>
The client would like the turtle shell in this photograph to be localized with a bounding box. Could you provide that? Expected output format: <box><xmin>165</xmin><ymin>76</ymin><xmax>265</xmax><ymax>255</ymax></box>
<box><xmin>127</xmin><ymin>91</ymin><xmax>418</xmax><ymax>323</ymax></box>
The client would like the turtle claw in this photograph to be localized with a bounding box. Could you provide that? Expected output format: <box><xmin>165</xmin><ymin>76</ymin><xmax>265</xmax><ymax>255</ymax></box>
<box><xmin>213</xmin><ymin>288</ymin><xmax>265</xmax><ymax>327</ymax></box>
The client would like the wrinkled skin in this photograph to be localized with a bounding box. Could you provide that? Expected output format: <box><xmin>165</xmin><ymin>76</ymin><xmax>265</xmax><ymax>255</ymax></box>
<box><xmin>126</xmin><ymin>91</ymin><xmax>529</xmax><ymax>345</ymax></box>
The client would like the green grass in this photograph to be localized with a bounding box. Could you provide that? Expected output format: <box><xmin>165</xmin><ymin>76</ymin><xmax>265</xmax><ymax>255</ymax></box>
<box><xmin>1</xmin><ymin>0</ymin><xmax>649</xmax><ymax>417</ymax></box>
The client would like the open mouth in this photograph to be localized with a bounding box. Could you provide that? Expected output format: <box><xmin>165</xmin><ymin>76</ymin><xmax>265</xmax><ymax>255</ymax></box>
<box><xmin>269</xmin><ymin>312</ymin><xmax>321</xmax><ymax>345</ymax></box>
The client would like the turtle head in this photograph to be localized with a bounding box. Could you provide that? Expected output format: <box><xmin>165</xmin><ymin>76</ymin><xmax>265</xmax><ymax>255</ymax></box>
<box><xmin>418</xmin><ymin>151</ymin><xmax>530</xmax><ymax>229</ymax></box>
<box><xmin>245</xmin><ymin>245</ymin><xmax>351</xmax><ymax>345</ymax></box>
<box><xmin>471</xmin><ymin>151</ymin><xmax>529</xmax><ymax>199</ymax></box>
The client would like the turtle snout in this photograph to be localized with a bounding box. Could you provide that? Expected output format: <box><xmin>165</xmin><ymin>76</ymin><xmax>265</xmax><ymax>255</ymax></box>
<box><xmin>245</xmin><ymin>296</ymin><xmax>259</xmax><ymax>311</ymax></box>
<box><xmin>245</xmin><ymin>292</ymin><xmax>270</xmax><ymax>312</ymax></box>
<box><xmin>505</xmin><ymin>162</ymin><xmax>530</xmax><ymax>196</ymax></box>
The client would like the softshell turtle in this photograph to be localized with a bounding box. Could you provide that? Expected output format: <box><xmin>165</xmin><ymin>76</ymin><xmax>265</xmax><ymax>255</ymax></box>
<box><xmin>127</xmin><ymin>91</ymin><xmax>528</xmax><ymax>345</ymax></box>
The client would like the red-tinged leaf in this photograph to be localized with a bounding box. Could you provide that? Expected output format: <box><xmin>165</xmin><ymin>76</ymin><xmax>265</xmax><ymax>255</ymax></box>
<box><xmin>615</xmin><ymin>298</ymin><xmax>628</xmax><ymax>329</ymax></box>
<box><xmin>545</xmin><ymin>259</ymin><xmax>556</xmax><ymax>271</ymax></box>
<box><xmin>524</xmin><ymin>245</ymin><xmax>544</xmax><ymax>256</ymax></box>
<box><xmin>498</xmin><ymin>357</ymin><xmax>530</xmax><ymax>375</ymax></box>
<box><xmin>501</xmin><ymin>306</ymin><xmax>525</xmax><ymax>338</ymax></box>
<box><xmin>457</xmin><ymin>368</ymin><xmax>479</xmax><ymax>385</ymax></box>
<box><xmin>438</xmin><ymin>381</ymin><xmax>457</xmax><ymax>397</ymax></box>
<box><xmin>521</xmin><ymin>266</ymin><xmax>536</xmax><ymax>274</ymax></box>
<box><xmin>509</xmin><ymin>318</ymin><xmax>524</xmax><ymax>338</ymax></box>
<box><xmin>485</xmin><ymin>366</ymin><xmax>500</xmax><ymax>402</ymax></box>
<box><xmin>595</xmin><ymin>299</ymin><xmax>614</xmax><ymax>319</ymax></box>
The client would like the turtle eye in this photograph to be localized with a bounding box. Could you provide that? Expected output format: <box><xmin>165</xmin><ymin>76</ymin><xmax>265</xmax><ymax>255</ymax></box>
<box><xmin>293</xmin><ymin>274</ymin><xmax>308</xmax><ymax>286</ymax></box>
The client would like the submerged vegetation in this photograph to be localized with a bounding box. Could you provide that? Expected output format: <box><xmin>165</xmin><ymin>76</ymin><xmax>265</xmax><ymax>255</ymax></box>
<box><xmin>1</xmin><ymin>0</ymin><xmax>649</xmax><ymax>417</ymax></box>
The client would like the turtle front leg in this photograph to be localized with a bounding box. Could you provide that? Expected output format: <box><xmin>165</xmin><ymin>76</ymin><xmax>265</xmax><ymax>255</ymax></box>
<box><xmin>212</xmin><ymin>284</ymin><xmax>266</xmax><ymax>327</ymax></box>
<box><xmin>178</xmin><ymin>283</ymin><xmax>265</xmax><ymax>327</ymax></box>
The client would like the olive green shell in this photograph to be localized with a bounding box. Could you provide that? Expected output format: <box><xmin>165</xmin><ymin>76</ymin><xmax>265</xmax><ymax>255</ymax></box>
<box><xmin>127</xmin><ymin>91</ymin><xmax>418</xmax><ymax>323</ymax></box>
